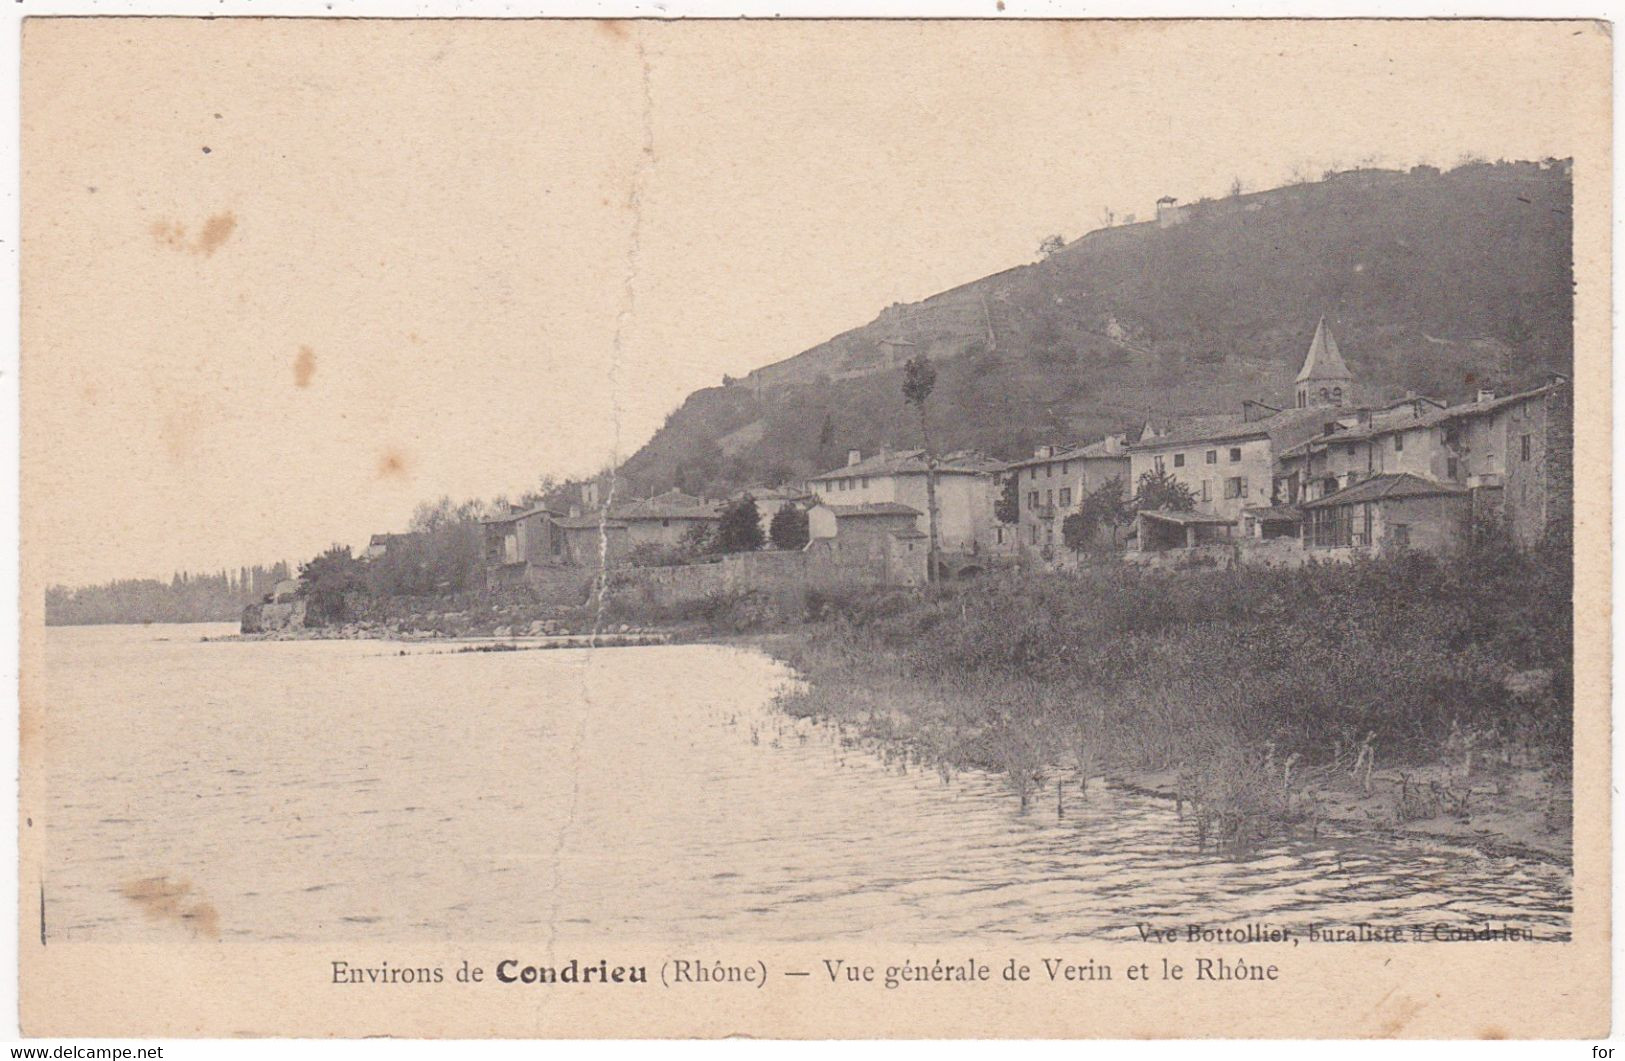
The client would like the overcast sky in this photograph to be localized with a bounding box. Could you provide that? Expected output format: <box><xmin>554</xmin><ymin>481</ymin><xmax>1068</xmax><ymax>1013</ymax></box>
<box><xmin>22</xmin><ymin>18</ymin><xmax>1603</xmax><ymax>586</ymax></box>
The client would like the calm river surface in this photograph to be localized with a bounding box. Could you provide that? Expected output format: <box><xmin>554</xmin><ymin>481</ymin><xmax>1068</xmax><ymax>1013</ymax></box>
<box><xmin>43</xmin><ymin>623</ymin><xmax>1571</xmax><ymax>943</ymax></box>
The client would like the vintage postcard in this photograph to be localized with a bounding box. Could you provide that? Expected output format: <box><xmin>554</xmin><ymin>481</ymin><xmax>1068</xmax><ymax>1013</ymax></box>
<box><xmin>16</xmin><ymin>15</ymin><xmax>1611</xmax><ymax>1039</ymax></box>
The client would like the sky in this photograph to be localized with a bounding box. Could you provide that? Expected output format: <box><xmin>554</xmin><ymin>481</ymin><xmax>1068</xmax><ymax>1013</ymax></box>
<box><xmin>21</xmin><ymin>18</ymin><xmax>1606</xmax><ymax>586</ymax></box>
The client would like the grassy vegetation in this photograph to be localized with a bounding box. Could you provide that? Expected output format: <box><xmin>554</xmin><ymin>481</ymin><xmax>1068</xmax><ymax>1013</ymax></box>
<box><xmin>769</xmin><ymin>535</ymin><xmax>1571</xmax><ymax>848</ymax></box>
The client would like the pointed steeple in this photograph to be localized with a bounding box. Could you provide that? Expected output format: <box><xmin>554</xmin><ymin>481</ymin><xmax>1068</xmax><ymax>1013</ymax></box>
<box><xmin>1294</xmin><ymin>317</ymin><xmax>1355</xmax><ymax>409</ymax></box>
<box><xmin>1296</xmin><ymin>316</ymin><xmax>1352</xmax><ymax>383</ymax></box>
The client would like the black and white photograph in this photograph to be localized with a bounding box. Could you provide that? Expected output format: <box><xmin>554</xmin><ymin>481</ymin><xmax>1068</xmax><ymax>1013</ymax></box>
<box><xmin>15</xmin><ymin>13</ymin><xmax>1611</xmax><ymax>1041</ymax></box>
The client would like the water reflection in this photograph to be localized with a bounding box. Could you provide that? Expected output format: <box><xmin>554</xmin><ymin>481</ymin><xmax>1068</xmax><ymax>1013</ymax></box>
<box><xmin>42</xmin><ymin>625</ymin><xmax>1571</xmax><ymax>943</ymax></box>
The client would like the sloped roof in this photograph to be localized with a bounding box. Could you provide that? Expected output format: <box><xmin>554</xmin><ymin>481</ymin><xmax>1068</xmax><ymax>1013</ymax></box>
<box><xmin>1279</xmin><ymin>382</ymin><xmax>1560</xmax><ymax>459</ymax></box>
<box><xmin>1128</xmin><ymin>407</ymin><xmax>1328</xmax><ymax>452</ymax></box>
<box><xmin>809</xmin><ymin>449</ymin><xmax>1002</xmax><ymax>481</ymax></box>
<box><xmin>1137</xmin><ymin>508</ymin><xmax>1236</xmax><ymax>525</ymax></box>
<box><xmin>480</xmin><ymin>504</ymin><xmax>557</xmax><ymax>525</ymax></box>
<box><xmin>1003</xmin><ymin>437</ymin><xmax>1130</xmax><ymax>471</ymax></box>
<box><xmin>1296</xmin><ymin>316</ymin><xmax>1353</xmax><ymax>383</ymax></box>
<box><xmin>1242</xmin><ymin>504</ymin><xmax>1303</xmax><ymax>522</ymax></box>
<box><xmin>611</xmin><ymin>489</ymin><xmax>722</xmax><ymax>521</ymax></box>
<box><xmin>554</xmin><ymin>514</ymin><xmax>628</xmax><ymax>530</ymax></box>
<box><xmin>1301</xmin><ymin>473</ymin><xmax>1466</xmax><ymax>510</ymax></box>
<box><xmin>820</xmin><ymin>502</ymin><xmax>922</xmax><ymax>518</ymax></box>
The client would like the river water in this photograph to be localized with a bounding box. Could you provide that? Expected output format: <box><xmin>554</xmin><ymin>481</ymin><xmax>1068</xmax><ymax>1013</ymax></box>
<box><xmin>41</xmin><ymin>623</ymin><xmax>1571</xmax><ymax>944</ymax></box>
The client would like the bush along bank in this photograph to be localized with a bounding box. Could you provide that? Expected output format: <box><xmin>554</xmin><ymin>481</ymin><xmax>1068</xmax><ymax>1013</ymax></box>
<box><xmin>766</xmin><ymin>536</ymin><xmax>1574</xmax><ymax>862</ymax></box>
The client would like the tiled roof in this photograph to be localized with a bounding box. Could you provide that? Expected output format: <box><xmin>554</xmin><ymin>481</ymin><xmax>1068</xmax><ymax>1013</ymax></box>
<box><xmin>1130</xmin><ymin>407</ymin><xmax>1328</xmax><ymax>452</ymax></box>
<box><xmin>1301</xmin><ymin>473</ymin><xmax>1466</xmax><ymax>510</ymax></box>
<box><xmin>1278</xmin><ymin>383</ymin><xmax>1560</xmax><ymax>459</ymax></box>
<box><xmin>1242</xmin><ymin>504</ymin><xmax>1303</xmax><ymax>521</ymax></box>
<box><xmin>611</xmin><ymin>489</ymin><xmax>722</xmax><ymax>521</ymax></box>
<box><xmin>480</xmin><ymin>504</ymin><xmax>557</xmax><ymax>525</ymax></box>
<box><xmin>821</xmin><ymin>502</ymin><xmax>922</xmax><ymax>518</ymax></box>
<box><xmin>554</xmin><ymin>514</ymin><xmax>628</xmax><ymax>530</ymax></box>
<box><xmin>1136</xmin><ymin>508</ymin><xmax>1237</xmax><ymax>525</ymax></box>
<box><xmin>1003</xmin><ymin>437</ymin><xmax>1130</xmax><ymax>470</ymax></box>
<box><xmin>809</xmin><ymin>449</ymin><xmax>1002</xmax><ymax>481</ymax></box>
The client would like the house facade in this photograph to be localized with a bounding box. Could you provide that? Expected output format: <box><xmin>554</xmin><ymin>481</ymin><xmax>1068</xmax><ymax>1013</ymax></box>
<box><xmin>805</xmin><ymin>501</ymin><xmax>929</xmax><ymax>585</ymax></box>
<box><xmin>1002</xmin><ymin>436</ymin><xmax>1130</xmax><ymax>554</ymax></box>
<box><xmin>1300</xmin><ymin>474</ymin><xmax>1470</xmax><ymax>555</ymax></box>
<box><xmin>610</xmin><ymin>490</ymin><xmax>723</xmax><ymax>550</ymax></box>
<box><xmin>807</xmin><ymin>449</ymin><xmax>1002</xmax><ymax>554</ymax></box>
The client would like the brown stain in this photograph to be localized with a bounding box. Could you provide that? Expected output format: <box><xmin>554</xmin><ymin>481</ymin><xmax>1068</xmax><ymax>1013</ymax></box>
<box><xmin>597</xmin><ymin>19</ymin><xmax>629</xmax><ymax>39</ymax></box>
<box><xmin>120</xmin><ymin>875</ymin><xmax>221</xmax><ymax>939</ymax></box>
<box><xmin>293</xmin><ymin>346</ymin><xmax>317</xmax><ymax>389</ymax></box>
<box><xmin>151</xmin><ymin>211</ymin><xmax>237</xmax><ymax>257</ymax></box>
<box><xmin>1479</xmin><ymin>1027</ymin><xmax>1508</xmax><ymax>1040</ymax></box>
<box><xmin>1376</xmin><ymin>995</ymin><xmax>1427</xmax><ymax>1036</ymax></box>
<box><xmin>196</xmin><ymin>211</ymin><xmax>237</xmax><ymax>256</ymax></box>
<box><xmin>378</xmin><ymin>450</ymin><xmax>409</xmax><ymax>479</ymax></box>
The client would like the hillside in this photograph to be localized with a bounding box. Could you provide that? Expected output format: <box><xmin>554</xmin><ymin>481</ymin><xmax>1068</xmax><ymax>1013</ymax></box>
<box><xmin>617</xmin><ymin>160</ymin><xmax>1573</xmax><ymax>498</ymax></box>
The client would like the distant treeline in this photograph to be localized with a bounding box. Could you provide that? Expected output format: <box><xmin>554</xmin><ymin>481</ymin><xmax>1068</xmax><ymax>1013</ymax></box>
<box><xmin>46</xmin><ymin>564</ymin><xmax>292</xmax><ymax>626</ymax></box>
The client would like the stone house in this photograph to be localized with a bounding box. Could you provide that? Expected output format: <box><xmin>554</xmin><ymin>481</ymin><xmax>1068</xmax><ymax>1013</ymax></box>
<box><xmin>1300</xmin><ymin>473</ymin><xmax>1470</xmax><ymax>555</ymax></box>
<box><xmin>805</xmin><ymin>501</ymin><xmax>929</xmax><ymax>585</ymax></box>
<box><xmin>610</xmin><ymin>490</ymin><xmax>723</xmax><ymax>550</ymax></box>
<box><xmin>1002</xmin><ymin>436</ymin><xmax>1130</xmax><ymax>555</ymax></box>
<box><xmin>807</xmin><ymin>448</ymin><xmax>1003</xmax><ymax>554</ymax></box>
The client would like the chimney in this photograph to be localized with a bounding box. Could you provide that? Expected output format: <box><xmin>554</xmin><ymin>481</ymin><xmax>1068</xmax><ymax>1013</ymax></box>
<box><xmin>1034</xmin><ymin>445</ymin><xmax>1054</xmax><ymax>459</ymax></box>
<box><xmin>847</xmin><ymin>449</ymin><xmax>862</xmax><ymax>466</ymax></box>
<box><xmin>1476</xmin><ymin>389</ymin><xmax>1497</xmax><ymax>403</ymax></box>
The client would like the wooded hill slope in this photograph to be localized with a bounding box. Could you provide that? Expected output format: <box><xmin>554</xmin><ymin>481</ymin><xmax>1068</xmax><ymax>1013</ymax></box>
<box><xmin>617</xmin><ymin>160</ymin><xmax>1573</xmax><ymax>499</ymax></box>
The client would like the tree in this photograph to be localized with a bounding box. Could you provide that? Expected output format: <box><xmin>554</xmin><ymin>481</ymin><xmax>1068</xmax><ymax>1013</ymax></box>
<box><xmin>902</xmin><ymin>354</ymin><xmax>941</xmax><ymax>582</ymax></box>
<box><xmin>1064</xmin><ymin>476</ymin><xmax>1133</xmax><ymax>554</ymax></box>
<box><xmin>297</xmin><ymin>544</ymin><xmax>367</xmax><ymax>625</ymax></box>
<box><xmin>1134</xmin><ymin>468</ymin><xmax>1197</xmax><ymax>513</ymax></box>
<box><xmin>994</xmin><ymin>472</ymin><xmax>1020</xmax><ymax>525</ymax></box>
<box><xmin>769</xmin><ymin>502</ymin><xmax>810</xmax><ymax>551</ymax></box>
<box><xmin>714</xmin><ymin>498</ymin><xmax>765</xmax><ymax>553</ymax></box>
<box><xmin>1037</xmin><ymin>234</ymin><xmax>1065</xmax><ymax>259</ymax></box>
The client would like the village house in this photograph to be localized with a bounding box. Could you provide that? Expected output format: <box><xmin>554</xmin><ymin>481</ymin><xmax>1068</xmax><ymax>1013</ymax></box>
<box><xmin>805</xmin><ymin>501</ymin><xmax>930</xmax><ymax>585</ymax></box>
<box><xmin>1129</xmin><ymin>319</ymin><xmax>1381</xmax><ymax>554</ymax></box>
<box><xmin>1300</xmin><ymin>473</ymin><xmax>1469</xmax><ymax>554</ymax></box>
<box><xmin>807</xmin><ymin>448</ymin><xmax>1003</xmax><ymax>555</ymax></box>
<box><xmin>363</xmin><ymin>532</ymin><xmax>418</xmax><ymax>560</ymax></box>
<box><xmin>1001</xmin><ymin>436</ymin><xmax>1130</xmax><ymax>555</ymax></box>
<box><xmin>1277</xmin><ymin>377</ymin><xmax>1572</xmax><ymax>549</ymax></box>
<box><xmin>610</xmin><ymin>489</ymin><xmax>723</xmax><ymax>550</ymax></box>
<box><xmin>481</xmin><ymin>504</ymin><xmax>566</xmax><ymax>586</ymax></box>
<box><xmin>732</xmin><ymin>484</ymin><xmax>814</xmax><ymax>545</ymax></box>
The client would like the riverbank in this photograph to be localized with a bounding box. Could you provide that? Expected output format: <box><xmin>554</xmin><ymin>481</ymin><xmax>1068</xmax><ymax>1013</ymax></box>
<box><xmin>751</xmin><ymin>541</ymin><xmax>1574</xmax><ymax>865</ymax></box>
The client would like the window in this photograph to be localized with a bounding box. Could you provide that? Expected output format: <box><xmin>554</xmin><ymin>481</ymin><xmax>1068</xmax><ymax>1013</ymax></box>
<box><xmin>1046</xmin><ymin>465</ymin><xmax>1054</xmax><ymax>478</ymax></box>
<box><xmin>1390</xmin><ymin>524</ymin><xmax>1410</xmax><ymax>547</ymax></box>
<box><xmin>1028</xmin><ymin>490</ymin><xmax>1039</xmax><ymax>509</ymax></box>
<box><xmin>1058</xmin><ymin>488</ymin><xmax>1072</xmax><ymax>507</ymax></box>
<box><xmin>861</xmin><ymin>477</ymin><xmax>869</xmax><ymax>488</ymax></box>
<box><xmin>1447</xmin><ymin>458</ymin><xmax>1459</xmax><ymax>480</ymax></box>
<box><xmin>1345</xmin><ymin>443</ymin><xmax>1356</xmax><ymax>457</ymax></box>
<box><xmin>1521</xmin><ymin>434</ymin><xmax>1532</xmax><ymax>461</ymax></box>
<box><xmin>1045</xmin><ymin>489</ymin><xmax>1053</xmax><ymax>507</ymax></box>
<box><xmin>1154</xmin><ymin>455</ymin><xmax>1165</xmax><ymax>474</ymax></box>
<box><xmin>1394</xmin><ymin>432</ymin><xmax>1404</xmax><ymax>453</ymax></box>
<box><xmin>1224</xmin><ymin>476</ymin><xmax>1242</xmax><ymax>500</ymax></box>
<box><xmin>1332</xmin><ymin>387</ymin><xmax>1343</xmax><ymax>403</ymax></box>
<box><xmin>1030</xmin><ymin>468</ymin><xmax>1037</xmax><ymax>481</ymax></box>
<box><xmin>996</xmin><ymin>527</ymin><xmax>1005</xmax><ymax>544</ymax></box>
<box><xmin>1206</xmin><ymin>450</ymin><xmax>1217</xmax><ymax>464</ymax></box>
<box><xmin>661</xmin><ymin>519</ymin><xmax>670</xmax><ymax>528</ymax></box>
<box><xmin>1029</xmin><ymin>524</ymin><xmax>1038</xmax><ymax>544</ymax></box>
<box><xmin>1061</xmin><ymin>462</ymin><xmax>1070</xmax><ymax>475</ymax></box>
<box><xmin>1201</xmin><ymin>480</ymin><xmax>1211</xmax><ymax>502</ymax></box>
<box><xmin>1229</xmin><ymin>447</ymin><xmax>1243</xmax><ymax>463</ymax></box>
<box><xmin>1173</xmin><ymin>453</ymin><xmax>1185</xmax><ymax>468</ymax></box>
